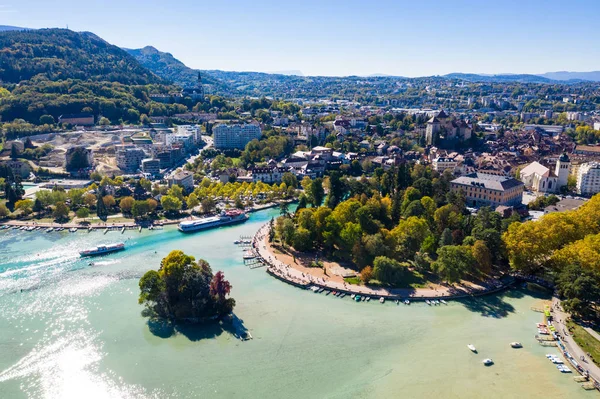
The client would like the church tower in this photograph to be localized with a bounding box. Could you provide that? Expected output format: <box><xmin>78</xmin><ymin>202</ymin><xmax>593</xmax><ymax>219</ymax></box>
<box><xmin>555</xmin><ymin>152</ymin><xmax>570</xmax><ymax>189</ymax></box>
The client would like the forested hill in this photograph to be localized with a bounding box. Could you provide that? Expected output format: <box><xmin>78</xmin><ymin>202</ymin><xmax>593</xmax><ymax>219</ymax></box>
<box><xmin>125</xmin><ymin>46</ymin><xmax>226</xmax><ymax>90</ymax></box>
<box><xmin>0</xmin><ymin>28</ymin><xmax>164</xmax><ymax>85</ymax></box>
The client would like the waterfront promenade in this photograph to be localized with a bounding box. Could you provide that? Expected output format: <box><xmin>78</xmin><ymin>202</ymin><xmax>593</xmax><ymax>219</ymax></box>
<box><xmin>253</xmin><ymin>223</ymin><xmax>512</xmax><ymax>301</ymax></box>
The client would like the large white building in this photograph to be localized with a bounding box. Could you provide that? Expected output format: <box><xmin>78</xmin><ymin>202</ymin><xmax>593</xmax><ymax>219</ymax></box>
<box><xmin>520</xmin><ymin>155</ymin><xmax>570</xmax><ymax>193</ymax></box>
<box><xmin>213</xmin><ymin>124</ymin><xmax>261</xmax><ymax>149</ymax></box>
<box><xmin>176</xmin><ymin>125</ymin><xmax>201</xmax><ymax>143</ymax></box>
<box><xmin>577</xmin><ymin>162</ymin><xmax>600</xmax><ymax>196</ymax></box>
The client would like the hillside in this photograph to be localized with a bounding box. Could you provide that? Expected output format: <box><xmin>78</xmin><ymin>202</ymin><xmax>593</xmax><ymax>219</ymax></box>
<box><xmin>538</xmin><ymin>71</ymin><xmax>600</xmax><ymax>82</ymax></box>
<box><xmin>125</xmin><ymin>46</ymin><xmax>225</xmax><ymax>90</ymax></box>
<box><xmin>444</xmin><ymin>73</ymin><xmax>556</xmax><ymax>84</ymax></box>
<box><xmin>0</xmin><ymin>28</ymin><xmax>164</xmax><ymax>85</ymax></box>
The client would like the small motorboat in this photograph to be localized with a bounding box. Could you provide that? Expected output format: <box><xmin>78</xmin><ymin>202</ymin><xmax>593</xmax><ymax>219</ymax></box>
<box><xmin>46</xmin><ymin>228</ymin><xmax>54</xmax><ymax>233</ymax></box>
<box><xmin>361</xmin><ymin>296</ymin><xmax>366</xmax><ymax>302</ymax></box>
<box><xmin>468</xmin><ymin>344</ymin><xmax>477</xmax><ymax>353</ymax></box>
<box><xmin>426</xmin><ymin>300</ymin><xmax>431</xmax><ymax>305</ymax></box>
<box><xmin>440</xmin><ymin>300</ymin><xmax>447</xmax><ymax>305</ymax></box>
<box><xmin>404</xmin><ymin>299</ymin><xmax>410</xmax><ymax>305</ymax></box>
<box><xmin>69</xmin><ymin>227</ymin><xmax>77</xmax><ymax>233</ymax></box>
<box><xmin>351</xmin><ymin>294</ymin><xmax>355</xmax><ymax>299</ymax></box>
<box><xmin>340</xmin><ymin>293</ymin><xmax>346</xmax><ymax>298</ymax></box>
<box><xmin>510</xmin><ymin>342</ymin><xmax>523</xmax><ymax>348</ymax></box>
<box><xmin>379</xmin><ymin>297</ymin><xmax>385</xmax><ymax>304</ymax></box>
<box><xmin>557</xmin><ymin>365</ymin><xmax>571</xmax><ymax>373</ymax></box>
<box><xmin>233</xmin><ymin>240</ymin><xmax>241</xmax><ymax>244</ymax></box>
<box><xmin>355</xmin><ymin>295</ymin><xmax>361</xmax><ymax>302</ymax></box>
<box><xmin>325</xmin><ymin>290</ymin><xmax>331</xmax><ymax>296</ymax></box>
<box><xmin>395</xmin><ymin>299</ymin><xmax>399</xmax><ymax>305</ymax></box>
<box><xmin>483</xmin><ymin>358</ymin><xmax>494</xmax><ymax>366</ymax></box>
<box><xmin>366</xmin><ymin>297</ymin><xmax>371</xmax><ymax>302</ymax></box>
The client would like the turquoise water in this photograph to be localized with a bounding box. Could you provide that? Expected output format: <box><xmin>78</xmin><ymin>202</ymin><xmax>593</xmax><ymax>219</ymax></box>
<box><xmin>0</xmin><ymin>209</ymin><xmax>595</xmax><ymax>398</ymax></box>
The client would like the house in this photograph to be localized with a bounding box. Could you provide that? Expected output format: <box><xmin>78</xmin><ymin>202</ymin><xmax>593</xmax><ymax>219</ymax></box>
<box><xmin>519</xmin><ymin>161</ymin><xmax>558</xmax><ymax>193</ymax></box>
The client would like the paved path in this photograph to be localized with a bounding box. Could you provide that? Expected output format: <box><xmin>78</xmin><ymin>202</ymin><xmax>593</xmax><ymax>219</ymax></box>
<box><xmin>551</xmin><ymin>297</ymin><xmax>600</xmax><ymax>383</ymax></box>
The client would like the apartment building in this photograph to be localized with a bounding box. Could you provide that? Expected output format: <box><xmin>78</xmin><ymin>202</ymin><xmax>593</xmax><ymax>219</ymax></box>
<box><xmin>432</xmin><ymin>157</ymin><xmax>458</xmax><ymax>172</ymax></box>
<box><xmin>213</xmin><ymin>124</ymin><xmax>261</xmax><ymax>149</ymax></box>
<box><xmin>116</xmin><ymin>148</ymin><xmax>146</xmax><ymax>172</ymax></box>
<box><xmin>168</xmin><ymin>170</ymin><xmax>194</xmax><ymax>191</ymax></box>
<box><xmin>141</xmin><ymin>158</ymin><xmax>161</xmax><ymax>177</ymax></box>
<box><xmin>576</xmin><ymin>162</ymin><xmax>600</xmax><ymax>195</ymax></box>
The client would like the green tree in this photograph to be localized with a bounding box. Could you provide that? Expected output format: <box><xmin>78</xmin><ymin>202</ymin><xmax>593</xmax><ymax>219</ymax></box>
<box><xmin>119</xmin><ymin>196</ymin><xmax>135</xmax><ymax>215</ymax></box>
<box><xmin>53</xmin><ymin>201</ymin><xmax>70</xmax><ymax>222</ymax></box>
<box><xmin>161</xmin><ymin>195</ymin><xmax>182</xmax><ymax>213</ymax></box>
<box><xmin>433</xmin><ymin>245</ymin><xmax>475</xmax><ymax>284</ymax></box>
<box><xmin>132</xmin><ymin>200</ymin><xmax>150</xmax><ymax>219</ymax></box>
<box><xmin>373</xmin><ymin>256</ymin><xmax>408</xmax><ymax>285</ymax></box>
<box><xmin>76</xmin><ymin>207</ymin><xmax>90</xmax><ymax>220</ymax></box>
<box><xmin>292</xmin><ymin>227</ymin><xmax>312</xmax><ymax>252</ymax></box>
<box><xmin>39</xmin><ymin>114</ymin><xmax>55</xmax><ymax>125</ymax></box>
<box><xmin>0</xmin><ymin>203</ymin><xmax>9</xmax><ymax>218</ymax></box>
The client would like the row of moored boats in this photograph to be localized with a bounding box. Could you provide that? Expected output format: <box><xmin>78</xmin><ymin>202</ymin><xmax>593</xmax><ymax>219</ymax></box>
<box><xmin>0</xmin><ymin>225</ymin><xmax>78</xmax><ymax>232</ymax></box>
<box><xmin>309</xmin><ymin>286</ymin><xmax>448</xmax><ymax>305</ymax></box>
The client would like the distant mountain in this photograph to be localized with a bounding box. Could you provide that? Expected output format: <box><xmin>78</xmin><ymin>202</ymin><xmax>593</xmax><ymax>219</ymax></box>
<box><xmin>444</xmin><ymin>73</ymin><xmax>555</xmax><ymax>84</ymax></box>
<box><xmin>269</xmin><ymin>70</ymin><xmax>304</xmax><ymax>76</ymax></box>
<box><xmin>0</xmin><ymin>25</ymin><xmax>29</xmax><ymax>32</ymax></box>
<box><xmin>537</xmin><ymin>71</ymin><xmax>600</xmax><ymax>82</ymax></box>
<box><xmin>0</xmin><ymin>28</ymin><xmax>163</xmax><ymax>85</ymax></box>
<box><xmin>125</xmin><ymin>46</ymin><xmax>224</xmax><ymax>89</ymax></box>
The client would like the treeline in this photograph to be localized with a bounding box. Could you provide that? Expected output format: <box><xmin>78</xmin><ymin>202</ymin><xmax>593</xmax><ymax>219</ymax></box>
<box><xmin>275</xmin><ymin>167</ymin><xmax>520</xmax><ymax>285</ymax></box>
<box><xmin>0</xmin><ymin>29</ymin><xmax>163</xmax><ymax>85</ymax></box>
<box><xmin>504</xmin><ymin>195</ymin><xmax>600</xmax><ymax>318</ymax></box>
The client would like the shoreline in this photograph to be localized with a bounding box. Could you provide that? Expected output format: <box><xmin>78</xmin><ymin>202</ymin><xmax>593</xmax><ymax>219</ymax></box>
<box><xmin>253</xmin><ymin>223</ymin><xmax>517</xmax><ymax>302</ymax></box>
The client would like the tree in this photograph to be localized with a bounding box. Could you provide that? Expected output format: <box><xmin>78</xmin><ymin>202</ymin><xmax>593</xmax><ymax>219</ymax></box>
<box><xmin>471</xmin><ymin>240</ymin><xmax>492</xmax><ymax>275</ymax></box>
<box><xmin>76</xmin><ymin>207</ymin><xmax>90</xmax><ymax>220</ymax></box>
<box><xmin>556</xmin><ymin>263</ymin><xmax>600</xmax><ymax>318</ymax></box>
<box><xmin>132</xmin><ymin>200</ymin><xmax>150</xmax><ymax>219</ymax></box>
<box><xmin>138</xmin><ymin>250</ymin><xmax>235</xmax><ymax>322</ymax></box>
<box><xmin>360</xmin><ymin>265</ymin><xmax>374</xmax><ymax>284</ymax></box>
<box><xmin>310</xmin><ymin>178</ymin><xmax>325</xmax><ymax>207</ymax></box>
<box><xmin>373</xmin><ymin>256</ymin><xmax>408</xmax><ymax>285</ymax></box>
<box><xmin>433</xmin><ymin>245</ymin><xmax>474</xmax><ymax>284</ymax></box>
<box><xmin>32</xmin><ymin>198</ymin><xmax>44</xmax><ymax>216</ymax></box>
<box><xmin>99</xmin><ymin>116</ymin><xmax>110</xmax><ymax>126</ymax></box>
<box><xmin>103</xmin><ymin>195</ymin><xmax>116</xmax><ymax>209</ymax></box>
<box><xmin>282</xmin><ymin>172</ymin><xmax>298</xmax><ymax>189</ymax></box>
<box><xmin>83</xmin><ymin>193</ymin><xmax>96</xmax><ymax>208</ymax></box>
<box><xmin>10</xmin><ymin>143</ymin><xmax>19</xmax><ymax>160</ymax></box>
<box><xmin>161</xmin><ymin>195</ymin><xmax>182</xmax><ymax>213</ymax></box>
<box><xmin>147</xmin><ymin>198</ymin><xmax>158</xmax><ymax>213</ymax></box>
<box><xmin>279</xmin><ymin>201</ymin><xmax>290</xmax><ymax>217</ymax></box>
<box><xmin>119</xmin><ymin>196</ymin><xmax>135</xmax><ymax>214</ymax></box>
<box><xmin>39</xmin><ymin>114</ymin><xmax>55</xmax><ymax>125</ymax></box>
<box><xmin>53</xmin><ymin>202</ymin><xmax>70</xmax><ymax>222</ymax></box>
<box><xmin>15</xmin><ymin>199</ymin><xmax>33</xmax><ymax>215</ymax></box>
<box><xmin>0</xmin><ymin>202</ymin><xmax>9</xmax><ymax>218</ymax></box>
<box><xmin>186</xmin><ymin>193</ymin><xmax>200</xmax><ymax>209</ymax></box>
<box><xmin>201</xmin><ymin>197</ymin><xmax>216</xmax><ymax>214</ymax></box>
<box><xmin>439</xmin><ymin>228</ymin><xmax>453</xmax><ymax>247</ymax></box>
<box><xmin>167</xmin><ymin>184</ymin><xmax>184</xmax><ymax>201</ymax></box>
<box><xmin>292</xmin><ymin>227</ymin><xmax>312</xmax><ymax>252</ymax></box>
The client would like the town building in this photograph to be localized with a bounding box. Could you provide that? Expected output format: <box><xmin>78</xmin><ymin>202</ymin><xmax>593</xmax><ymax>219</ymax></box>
<box><xmin>58</xmin><ymin>113</ymin><xmax>94</xmax><ymax>126</ymax></box>
<box><xmin>519</xmin><ymin>161</ymin><xmax>558</xmax><ymax>193</ymax></box>
<box><xmin>213</xmin><ymin>123</ymin><xmax>262</xmax><ymax>149</ymax></box>
<box><xmin>450</xmin><ymin>173</ymin><xmax>524</xmax><ymax>208</ymax></box>
<box><xmin>168</xmin><ymin>170</ymin><xmax>194</xmax><ymax>192</ymax></box>
<box><xmin>251</xmin><ymin>166</ymin><xmax>287</xmax><ymax>184</ymax></box>
<box><xmin>176</xmin><ymin>125</ymin><xmax>201</xmax><ymax>143</ymax></box>
<box><xmin>432</xmin><ymin>157</ymin><xmax>458</xmax><ymax>172</ymax></box>
<box><xmin>425</xmin><ymin>110</ymin><xmax>471</xmax><ymax>146</ymax></box>
<box><xmin>116</xmin><ymin>148</ymin><xmax>146</xmax><ymax>172</ymax></box>
<box><xmin>141</xmin><ymin>158</ymin><xmax>161</xmax><ymax>177</ymax></box>
<box><xmin>0</xmin><ymin>160</ymin><xmax>31</xmax><ymax>178</ymax></box>
<box><xmin>576</xmin><ymin>162</ymin><xmax>600</xmax><ymax>196</ymax></box>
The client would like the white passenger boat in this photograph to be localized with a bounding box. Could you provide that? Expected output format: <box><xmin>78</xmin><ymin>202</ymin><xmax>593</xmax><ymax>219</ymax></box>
<box><xmin>79</xmin><ymin>242</ymin><xmax>125</xmax><ymax>257</ymax></box>
<box><xmin>178</xmin><ymin>210</ymin><xmax>249</xmax><ymax>233</ymax></box>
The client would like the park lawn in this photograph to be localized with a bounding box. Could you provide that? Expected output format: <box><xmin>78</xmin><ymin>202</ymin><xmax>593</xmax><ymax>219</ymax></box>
<box><xmin>345</xmin><ymin>270</ymin><xmax>430</xmax><ymax>289</ymax></box>
<box><xmin>567</xmin><ymin>320</ymin><xmax>600</xmax><ymax>366</ymax></box>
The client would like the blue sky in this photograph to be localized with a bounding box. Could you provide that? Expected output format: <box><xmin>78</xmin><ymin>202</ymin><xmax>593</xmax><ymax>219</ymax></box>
<box><xmin>2</xmin><ymin>0</ymin><xmax>599</xmax><ymax>77</ymax></box>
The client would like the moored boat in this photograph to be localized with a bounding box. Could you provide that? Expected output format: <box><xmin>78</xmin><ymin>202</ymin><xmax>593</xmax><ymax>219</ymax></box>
<box><xmin>483</xmin><ymin>358</ymin><xmax>494</xmax><ymax>366</ymax></box>
<box><xmin>510</xmin><ymin>342</ymin><xmax>522</xmax><ymax>348</ymax></box>
<box><xmin>379</xmin><ymin>297</ymin><xmax>385</xmax><ymax>304</ymax></box>
<box><xmin>468</xmin><ymin>344</ymin><xmax>477</xmax><ymax>352</ymax></box>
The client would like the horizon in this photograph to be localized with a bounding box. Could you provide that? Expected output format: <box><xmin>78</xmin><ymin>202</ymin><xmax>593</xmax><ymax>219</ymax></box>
<box><xmin>2</xmin><ymin>0</ymin><xmax>600</xmax><ymax>77</ymax></box>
